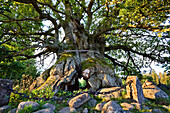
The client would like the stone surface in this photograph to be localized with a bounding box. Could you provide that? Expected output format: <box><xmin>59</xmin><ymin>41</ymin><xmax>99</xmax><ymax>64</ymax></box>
<box><xmin>58</xmin><ymin>107</ymin><xmax>77</xmax><ymax>113</ymax></box>
<box><xmin>95</xmin><ymin>87</ymin><xmax>125</xmax><ymax>101</ymax></box>
<box><xmin>88</xmin><ymin>75</ymin><xmax>101</xmax><ymax>91</ymax></box>
<box><xmin>87</xmin><ymin>64</ymin><xmax>122</xmax><ymax>91</ymax></box>
<box><xmin>120</xmin><ymin>102</ymin><xmax>134</xmax><ymax>111</ymax></box>
<box><xmin>143</xmin><ymin>106</ymin><xmax>150</xmax><ymax>110</ymax></box>
<box><xmin>52</xmin><ymin>69</ymin><xmax>77</xmax><ymax>93</ymax></box>
<box><xmin>0</xmin><ymin>105</ymin><xmax>11</xmax><ymax>113</ymax></box>
<box><xmin>68</xmin><ymin>93</ymin><xmax>91</xmax><ymax>108</ymax></box>
<box><xmin>162</xmin><ymin>105</ymin><xmax>170</xmax><ymax>110</ymax></box>
<box><xmin>142</xmin><ymin>80</ymin><xmax>154</xmax><ymax>88</ymax></box>
<box><xmin>76</xmin><ymin>98</ymin><xmax>96</xmax><ymax>112</ymax></box>
<box><xmin>37</xmin><ymin>53</ymin><xmax>122</xmax><ymax>93</ymax></box>
<box><xmin>142</xmin><ymin>81</ymin><xmax>169</xmax><ymax>99</ymax></box>
<box><xmin>50</xmin><ymin>61</ymin><xmax>66</xmax><ymax>76</ymax></box>
<box><xmin>29</xmin><ymin>67</ymin><xmax>52</xmax><ymax>91</ymax></box>
<box><xmin>131</xmin><ymin>103</ymin><xmax>142</xmax><ymax>110</ymax></box>
<box><xmin>87</xmin><ymin>98</ymin><xmax>97</xmax><ymax>107</ymax></box>
<box><xmin>126</xmin><ymin>76</ymin><xmax>145</xmax><ymax>104</ymax></box>
<box><xmin>89</xmin><ymin>74</ymin><xmax>122</xmax><ymax>91</ymax></box>
<box><xmin>151</xmin><ymin>109</ymin><xmax>163</xmax><ymax>113</ymax></box>
<box><xmin>101</xmin><ymin>101</ymin><xmax>124</xmax><ymax>113</ymax></box>
<box><xmin>36</xmin><ymin>76</ymin><xmax>58</xmax><ymax>91</ymax></box>
<box><xmin>0</xmin><ymin>79</ymin><xmax>13</xmax><ymax>107</ymax></box>
<box><xmin>17</xmin><ymin>101</ymin><xmax>39</xmax><ymax>113</ymax></box>
<box><xmin>42</xmin><ymin>103</ymin><xmax>55</xmax><ymax>110</ymax></box>
<box><xmin>95</xmin><ymin>101</ymin><xmax>106</xmax><ymax>111</ymax></box>
<box><xmin>33</xmin><ymin>108</ymin><xmax>54</xmax><ymax>113</ymax></box>
<box><xmin>158</xmin><ymin>83</ymin><xmax>170</xmax><ymax>90</ymax></box>
<box><xmin>82</xmin><ymin>68</ymin><xmax>94</xmax><ymax>79</ymax></box>
<box><xmin>8</xmin><ymin>108</ymin><xmax>17</xmax><ymax>113</ymax></box>
<box><xmin>82</xmin><ymin>108</ymin><xmax>88</xmax><ymax>113</ymax></box>
<box><xmin>102</xmin><ymin>74</ymin><xmax>118</xmax><ymax>87</ymax></box>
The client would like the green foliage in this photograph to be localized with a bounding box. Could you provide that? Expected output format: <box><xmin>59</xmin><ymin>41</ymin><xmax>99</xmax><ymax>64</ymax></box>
<box><xmin>151</xmin><ymin>70</ymin><xmax>159</xmax><ymax>85</ymax></box>
<box><xmin>0</xmin><ymin>35</ymin><xmax>39</xmax><ymax>84</ymax></box>
<box><xmin>9</xmin><ymin>86</ymin><xmax>54</xmax><ymax>108</ymax></box>
<box><xmin>9</xmin><ymin>87</ymin><xmax>30</xmax><ymax>108</ymax></box>
<box><xmin>144</xmin><ymin>98</ymin><xmax>170</xmax><ymax>113</ymax></box>
<box><xmin>0</xmin><ymin>58</ymin><xmax>39</xmax><ymax>84</ymax></box>
<box><xmin>17</xmin><ymin>105</ymin><xmax>35</xmax><ymax>113</ymax></box>
<box><xmin>78</xmin><ymin>77</ymin><xmax>87</xmax><ymax>88</ymax></box>
<box><xmin>55</xmin><ymin>90</ymin><xmax>73</xmax><ymax>97</ymax></box>
<box><xmin>73</xmin><ymin>88</ymin><xmax>89</xmax><ymax>94</ymax></box>
<box><xmin>141</xmin><ymin>74</ymin><xmax>153</xmax><ymax>84</ymax></box>
<box><xmin>143</xmin><ymin>71</ymin><xmax>169</xmax><ymax>86</ymax></box>
<box><xmin>121</xmin><ymin>78</ymin><xmax>126</xmax><ymax>86</ymax></box>
<box><xmin>31</xmin><ymin>87</ymin><xmax>55</xmax><ymax>99</ymax></box>
<box><xmin>81</xmin><ymin>57</ymin><xmax>115</xmax><ymax>72</ymax></box>
<box><xmin>0</xmin><ymin>0</ymin><xmax>168</xmax><ymax>76</ymax></box>
<box><xmin>121</xmin><ymin>90</ymin><xmax>127</xmax><ymax>97</ymax></box>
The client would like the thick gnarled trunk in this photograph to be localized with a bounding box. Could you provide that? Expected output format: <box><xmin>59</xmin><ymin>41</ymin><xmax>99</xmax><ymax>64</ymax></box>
<box><xmin>30</xmin><ymin>20</ymin><xmax>122</xmax><ymax>93</ymax></box>
<box><xmin>50</xmin><ymin>52</ymin><xmax>122</xmax><ymax>94</ymax></box>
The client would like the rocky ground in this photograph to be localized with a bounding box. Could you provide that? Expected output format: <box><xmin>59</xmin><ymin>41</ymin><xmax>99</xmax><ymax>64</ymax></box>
<box><xmin>0</xmin><ymin>77</ymin><xmax>169</xmax><ymax>113</ymax></box>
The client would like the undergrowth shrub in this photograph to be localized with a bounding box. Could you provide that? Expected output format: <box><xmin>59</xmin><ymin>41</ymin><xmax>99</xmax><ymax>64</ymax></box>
<box><xmin>31</xmin><ymin>87</ymin><xmax>54</xmax><ymax>99</ymax></box>
<box><xmin>17</xmin><ymin>105</ymin><xmax>35</xmax><ymax>113</ymax></box>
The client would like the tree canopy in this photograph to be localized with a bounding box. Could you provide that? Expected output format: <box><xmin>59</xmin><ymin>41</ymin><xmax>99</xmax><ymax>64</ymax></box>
<box><xmin>0</xmin><ymin>0</ymin><xmax>169</xmax><ymax>75</ymax></box>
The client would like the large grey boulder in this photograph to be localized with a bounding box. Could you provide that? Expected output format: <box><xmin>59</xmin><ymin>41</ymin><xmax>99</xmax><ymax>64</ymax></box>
<box><xmin>131</xmin><ymin>103</ymin><xmax>142</xmax><ymax>110</ymax></box>
<box><xmin>126</xmin><ymin>76</ymin><xmax>145</xmax><ymax>104</ymax></box>
<box><xmin>42</xmin><ymin>103</ymin><xmax>56</xmax><ymax>111</ymax></box>
<box><xmin>95</xmin><ymin>101</ymin><xmax>106</xmax><ymax>111</ymax></box>
<box><xmin>52</xmin><ymin>68</ymin><xmax>77</xmax><ymax>93</ymax></box>
<box><xmin>101</xmin><ymin>101</ymin><xmax>124</xmax><ymax>113</ymax></box>
<box><xmin>120</xmin><ymin>102</ymin><xmax>134</xmax><ymax>111</ymax></box>
<box><xmin>37</xmin><ymin>54</ymin><xmax>122</xmax><ymax>93</ymax></box>
<box><xmin>29</xmin><ymin>67</ymin><xmax>52</xmax><ymax>91</ymax></box>
<box><xmin>142</xmin><ymin>80</ymin><xmax>169</xmax><ymax>99</ymax></box>
<box><xmin>87</xmin><ymin>98</ymin><xmax>97</xmax><ymax>107</ymax></box>
<box><xmin>95</xmin><ymin>87</ymin><xmax>125</xmax><ymax>101</ymax></box>
<box><xmin>0</xmin><ymin>105</ymin><xmax>11</xmax><ymax>113</ymax></box>
<box><xmin>88</xmin><ymin>69</ymin><xmax>122</xmax><ymax>91</ymax></box>
<box><xmin>68</xmin><ymin>93</ymin><xmax>91</xmax><ymax>108</ymax></box>
<box><xmin>36</xmin><ymin>75</ymin><xmax>58</xmax><ymax>91</ymax></box>
<box><xmin>58</xmin><ymin>107</ymin><xmax>77</xmax><ymax>113</ymax></box>
<box><xmin>82</xmin><ymin>108</ymin><xmax>88</xmax><ymax>113</ymax></box>
<box><xmin>151</xmin><ymin>109</ymin><xmax>163</xmax><ymax>113</ymax></box>
<box><xmin>0</xmin><ymin>79</ymin><xmax>13</xmax><ymax>107</ymax></box>
<box><xmin>33</xmin><ymin>108</ymin><xmax>54</xmax><ymax>113</ymax></box>
<box><xmin>16</xmin><ymin>101</ymin><xmax>39</xmax><ymax>113</ymax></box>
<box><xmin>101</xmin><ymin>74</ymin><xmax>118</xmax><ymax>87</ymax></box>
<box><xmin>88</xmin><ymin>75</ymin><xmax>101</xmax><ymax>91</ymax></box>
<box><xmin>8</xmin><ymin>108</ymin><xmax>17</xmax><ymax>113</ymax></box>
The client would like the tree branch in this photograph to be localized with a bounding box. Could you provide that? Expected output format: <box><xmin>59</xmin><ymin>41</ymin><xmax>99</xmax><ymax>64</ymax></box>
<box><xmin>13</xmin><ymin>0</ymin><xmax>31</xmax><ymax>4</ymax></box>
<box><xmin>0</xmin><ymin>17</ymin><xmax>40</xmax><ymax>23</ymax></box>
<box><xmin>86</xmin><ymin>0</ymin><xmax>94</xmax><ymax>31</ymax></box>
<box><xmin>104</xmin><ymin>54</ymin><xmax>130</xmax><ymax>74</ymax></box>
<box><xmin>75</xmin><ymin>0</ymin><xmax>88</xmax><ymax>13</ymax></box>
<box><xmin>105</xmin><ymin>45</ymin><xmax>166</xmax><ymax>63</ymax></box>
<box><xmin>3</xmin><ymin>32</ymin><xmax>54</xmax><ymax>37</ymax></box>
<box><xmin>93</xmin><ymin>24</ymin><xmax>166</xmax><ymax>38</ymax></box>
<box><xmin>128</xmin><ymin>51</ymin><xmax>141</xmax><ymax>72</ymax></box>
<box><xmin>15</xmin><ymin>49</ymin><xmax>49</xmax><ymax>60</ymax></box>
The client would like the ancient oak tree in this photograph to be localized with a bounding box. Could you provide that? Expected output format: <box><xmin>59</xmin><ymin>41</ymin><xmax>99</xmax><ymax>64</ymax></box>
<box><xmin>0</xmin><ymin>0</ymin><xmax>169</xmax><ymax>92</ymax></box>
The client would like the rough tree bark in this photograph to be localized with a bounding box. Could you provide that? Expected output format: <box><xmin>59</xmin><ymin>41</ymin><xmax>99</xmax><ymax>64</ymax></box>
<box><xmin>30</xmin><ymin>20</ymin><xmax>122</xmax><ymax>93</ymax></box>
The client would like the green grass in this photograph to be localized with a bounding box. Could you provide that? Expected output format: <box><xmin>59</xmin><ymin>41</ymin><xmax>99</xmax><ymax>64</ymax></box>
<box><xmin>8</xmin><ymin>85</ymin><xmax>170</xmax><ymax>113</ymax></box>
